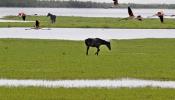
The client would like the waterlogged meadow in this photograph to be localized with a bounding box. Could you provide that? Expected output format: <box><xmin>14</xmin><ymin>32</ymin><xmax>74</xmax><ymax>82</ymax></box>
<box><xmin>0</xmin><ymin>39</ymin><xmax>175</xmax><ymax>80</ymax></box>
<box><xmin>1</xmin><ymin>7</ymin><xmax>175</xmax><ymax>100</ymax></box>
<box><xmin>1</xmin><ymin>16</ymin><xmax>175</xmax><ymax>29</ymax></box>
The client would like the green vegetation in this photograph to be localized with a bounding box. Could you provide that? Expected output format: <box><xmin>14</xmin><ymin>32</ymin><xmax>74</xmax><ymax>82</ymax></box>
<box><xmin>1</xmin><ymin>16</ymin><xmax>175</xmax><ymax>29</ymax></box>
<box><xmin>0</xmin><ymin>87</ymin><xmax>175</xmax><ymax>100</ymax></box>
<box><xmin>0</xmin><ymin>39</ymin><xmax>175</xmax><ymax>80</ymax></box>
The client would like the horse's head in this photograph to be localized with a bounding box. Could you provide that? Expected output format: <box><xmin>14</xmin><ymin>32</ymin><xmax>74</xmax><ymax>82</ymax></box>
<box><xmin>47</xmin><ymin>13</ymin><xmax>51</xmax><ymax>17</ymax></box>
<box><xmin>106</xmin><ymin>41</ymin><xmax>111</xmax><ymax>50</ymax></box>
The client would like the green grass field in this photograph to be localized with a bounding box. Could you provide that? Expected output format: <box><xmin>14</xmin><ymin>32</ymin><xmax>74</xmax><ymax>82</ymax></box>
<box><xmin>1</xmin><ymin>14</ymin><xmax>175</xmax><ymax>100</ymax></box>
<box><xmin>0</xmin><ymin>38</ymin><xmax>175</xmax><ymax>80</ymax></box>
<box><xmin>0</xmin><ymin>87</ymin><xmax>175</xmax><ymax>100</ymax></box>
<box><xmin>1</xmin><ymin>15</ymin><xmax>175</xmax><ymax>100</ymax></box>
<box><xmin>1</xmin><ymin>16</ymin><xmax>175</xmax><ymax>29</ymax></box>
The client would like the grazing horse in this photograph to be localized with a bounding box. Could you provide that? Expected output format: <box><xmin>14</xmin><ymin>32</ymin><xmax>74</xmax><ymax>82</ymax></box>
<box><xmin>47</xmin><ymin>13</ymin><xmax>56</xmax><ymax>23</ymax></box>
<box><xmin>85</xmin><ymin>38</ymin><xmax>111</xmax><ymax>56</ymax></box>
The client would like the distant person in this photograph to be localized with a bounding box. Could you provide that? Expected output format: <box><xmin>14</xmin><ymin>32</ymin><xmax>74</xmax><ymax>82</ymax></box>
<box><xmin>22</xmin><ymin>14</ymin><xmax>26</xmax><ymax>21</ymax></box>
<box><xmin>128</xmin><ymin>6</ymin><xmax>134</xmax><ymax>18</ymax></box>
<box><xmin>18</xmin><ymin>12</ymin><xmax>26</xmax><ymax>21</ymax></box>
<box><xmin>35</xmin><ymin>20</ymin><xmax>40</xmax><ymax>29</ymax></box>
<box><xmin>119</xmin><ymin>7</ymin><xmax>143</xmax><ymax>21</ymax></box>
<box><xmin>156</xmin><ymin>11</ymin><xmax>164</xmax><ymax>23</ymax></box>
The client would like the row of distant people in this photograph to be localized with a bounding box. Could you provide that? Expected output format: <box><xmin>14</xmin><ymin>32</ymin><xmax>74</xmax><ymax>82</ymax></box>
<box><xmin>18</xmin><ymin>12</ymin><xmax>56</xmax><ymax>29</ymax></box>
<box><xmin>18</xmin><ymin>13</ymin><xmax>40</xmax><ymax>29</ymax></box>
<box><xmin>125</xmin><ymin>6</ymin><xmax>175</xmax><ymax>23</ymax></box>
<box><xmin>111</xmin><ymin>0</ymin><xmax>174</xmax><ymax>23</ymax></box>
<box><xmin>17</xmin><ymin>8</ymin><xmax>174</xmax><ymax>29</ymax></box>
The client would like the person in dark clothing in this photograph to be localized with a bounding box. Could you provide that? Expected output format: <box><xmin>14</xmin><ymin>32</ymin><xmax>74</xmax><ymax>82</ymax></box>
<box><xmin>156</xmin><ymin>11</ymin><xmax>164</xmax><ymax>23</ymax></box>
<box><xmin>18</xmin><ymin>13</ymin><xmax>26</xmax><ymax>21</ymax></box>
<box><xmin>128</xmin><ymin>6</ymin><xmax>134</xmax><ymax>17</ymax></box>
<box><xmin>22</xmin><ymin>14</ymin><xmax>26</xmax><ymax>21</ymax></box>
<box><xmin>35</xmin><ymin>20</ymin><xmax>40</xmax><ymax>29</ymax></box>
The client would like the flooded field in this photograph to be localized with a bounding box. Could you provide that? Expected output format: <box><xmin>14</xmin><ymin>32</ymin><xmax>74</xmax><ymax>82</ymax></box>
<box><xmin>0</xmin><ymin>8</ymin><xmax>175</xmax><ymax>91</ymax></box>
<box><xmin>0</xmin><ymin>28</ymin><xmax>175</xmax><ymax>40</ymax></box>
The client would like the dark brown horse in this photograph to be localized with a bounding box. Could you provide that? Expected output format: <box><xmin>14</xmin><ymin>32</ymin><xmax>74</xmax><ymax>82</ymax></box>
<box><xmin>85</xmin><ymin>38</ymin><xmax>111</xmax><ymax>56</ymax></box>
<box><xmin>47</xmin><ymin>13</ymin><xmax>56</xmax><ymax>23</ymax></box>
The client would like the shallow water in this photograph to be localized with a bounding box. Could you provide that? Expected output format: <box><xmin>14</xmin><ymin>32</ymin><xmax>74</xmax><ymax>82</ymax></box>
<box><xmin>0</xmin><ymin>8</ymin><xmax>174</xmax><ymax>18</ymax></box>
<box><xmin>0</xmin><ymin>28</ymin><xmax>175</xmax><ymax>40</ymax></box>
<box><xmin>1</xmin><ymin>78</ymin><xmax>175</xmax><ymax>88</ymax></box>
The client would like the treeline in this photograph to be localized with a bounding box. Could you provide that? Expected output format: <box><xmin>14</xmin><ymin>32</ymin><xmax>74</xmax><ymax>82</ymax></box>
<box><xmin>0</xmin><ymin>0</ymin><xmax>110</xmax><ymax>7</ymax></box>
<box><xmin>0</xmin><ymin>0</ymin><xmax>175</xmax><ymax>9</ymax></box>
<box><xmin>36</xmin><ymin>0</ymin><xmax>110</xmax><ymax>8</ymax></box>
<box><xmin>125</xmin><ymin>3</ymin><xmax>175</xmax><ymax>9</ymax></box>
<box><xmin>0</xmin><ymin>0</ymin><xmax>37</xmax><ymax>7</ymax></box>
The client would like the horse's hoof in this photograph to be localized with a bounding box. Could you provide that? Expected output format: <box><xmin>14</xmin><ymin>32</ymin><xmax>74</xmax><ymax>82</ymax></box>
<box><xmin>95</xmin><ymin>53</ymin><xmax>97</xmax><ymax>55</ymax></box>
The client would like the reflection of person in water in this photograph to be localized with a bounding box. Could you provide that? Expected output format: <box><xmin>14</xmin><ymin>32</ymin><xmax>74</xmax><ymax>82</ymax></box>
<box><xmin>35</xmin><ymin>20</ymin><xmax>40</xmax><ymax>29</ymax></box>
<box><xmin>156</xmin><ymin>11</ymin><xmax>164</xmax><ymax>23</ymax></box>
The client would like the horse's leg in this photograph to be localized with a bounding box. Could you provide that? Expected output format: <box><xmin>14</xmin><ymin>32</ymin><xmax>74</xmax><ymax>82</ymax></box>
<box><xmin>95</xmin><ymin>47</ymin><xmax>100</xmax><ymax>56</ymax></box>
<box><xmin>54</xmin><ymin>18</ymin><xmax>56</xmax><ymax>23</ymax></box>
<box><xmin>86</xmin><ymin>46</ymin><xmax>89</xmax><ymax>55</ymax></box>
<box><xmin>50</xmin><ymin>18</ymin><xmax>53</xmax><ymax>23</ymax></box>
<box><xmin>97</xmin><ymin>48</ymin><xmax>100</xmax><ymax>55</ymax></box>
<box><xmin>52</xmin><ymin>18</ymin><xmax>55</xmax><ymax>23</ymax></box>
